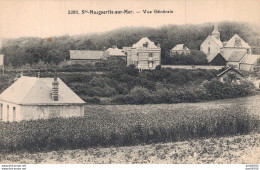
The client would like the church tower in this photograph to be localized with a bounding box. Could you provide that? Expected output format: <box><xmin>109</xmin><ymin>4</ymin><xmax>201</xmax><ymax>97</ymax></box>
<box><xmin>212</xmin><ymin>22</ymin><xmax>220</xmax><ymax>40</ymax></box>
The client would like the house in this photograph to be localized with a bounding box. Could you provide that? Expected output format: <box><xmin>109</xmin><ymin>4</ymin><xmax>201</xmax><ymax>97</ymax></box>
<box><xmin>106</xmin><ymin>46</ymin><xmax>126</xmax><ymax>60</ymax></box>
<box><xmin>127</xmin><ymin>37</ymin><xmax>161</xmax><ymax>70</ymax></box>
<box><xmin>226</xmin><ymin>50</ymin><xmax>248</xmax><ymax>68</ymax></box>
<box><xmin>69</xmin><ymin>50</ymin><xmax>109</xmax><ymax>64</ymax></box>
<box><xmin>200</xmin><ymin>23</ymin><xmax>257</xmax><ymax>71</ymax></box>
<box><xmin>200</xmin><ymin>23</ymin><xmax>223</xmax><ymax>55</ymax></box>
<box><xmin>221</xmin><ymin>34</ymin><xmax>251</xmax><ymax>60</ymax></box>
<box><xmin>0</xmin><ymin>76</ymin><xmax>85</xmax><ymax>122</ymax></box>
<box><xmin>217</xmin><ymin>67</ymin><xmax>244</xmax><ymax>83</ymax></box>
<box><xmin>207</xmin><ymin>53</ymin><xmax>226</xmax><ymax>66</ymax></box>
<box><xmin>239</xmin><ymin>54</ymin><xmax>260</xmax><ymax>71</ymax></box>
<box><xmin>170</xmin><ymin>44</ymin><xmax>190</xmax><ymax>55</ymax></box>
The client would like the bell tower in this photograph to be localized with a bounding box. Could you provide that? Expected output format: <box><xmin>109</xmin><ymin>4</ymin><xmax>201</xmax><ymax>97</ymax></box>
<box><xmin>212</xmin><ymin>22</ymin><xmax>220</xmax><ymax>40</ymax></box>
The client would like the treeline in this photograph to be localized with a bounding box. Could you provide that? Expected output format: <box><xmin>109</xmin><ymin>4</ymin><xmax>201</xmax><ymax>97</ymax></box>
<box><xmin>1</xmin><ymin>21</ymin><xmax>260</xmax><ymax>66</ymax></box>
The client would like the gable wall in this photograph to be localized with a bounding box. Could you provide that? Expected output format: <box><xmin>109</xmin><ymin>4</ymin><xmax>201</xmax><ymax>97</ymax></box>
<box><xmin>200</xmin><ymin>36</ymin><xmax>221</xmax><ymax>55</ymax></box>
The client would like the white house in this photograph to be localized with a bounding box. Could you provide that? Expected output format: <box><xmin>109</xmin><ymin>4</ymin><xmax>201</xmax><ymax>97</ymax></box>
<box><xmin>170</xmin><ymin>44</ymin><xmax>190</xmax><ymax>55</ymax></box>
<box><xmin>0</xmin><ymin>76</ymin><xmax>85</xmax><ymax>122</ymax></box>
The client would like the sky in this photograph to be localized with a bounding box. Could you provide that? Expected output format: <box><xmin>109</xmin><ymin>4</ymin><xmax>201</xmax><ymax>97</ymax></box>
<box><xmin>0</xmin><ymin>0</ymin><xmax>259</xmax><ymax>39</ymax></box>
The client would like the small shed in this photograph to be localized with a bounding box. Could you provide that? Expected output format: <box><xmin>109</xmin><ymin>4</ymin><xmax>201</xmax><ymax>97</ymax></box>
<box><xmin>217</xmin><ymin>67</ymin><xmax>244</xmax><ymax>83</ymax></box>
<box><xmin>0</xmin><ymin>76</ymin><xmax>85</xmax><ymax>122</ymax></box>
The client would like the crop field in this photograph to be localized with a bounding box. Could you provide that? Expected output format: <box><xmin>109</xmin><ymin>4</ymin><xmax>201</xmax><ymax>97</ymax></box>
<box><xmin>1</xmin><ymin>134</ymin><xmax>259</xmax><ymax>164</ymax></box>
<box><xmin>0</xmin><ymin>95</ymin><xmax>259</xmax><ymax>154</ymax></box>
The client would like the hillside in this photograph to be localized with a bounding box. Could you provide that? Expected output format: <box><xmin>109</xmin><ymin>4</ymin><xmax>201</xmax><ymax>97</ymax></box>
<box><xmin>1</xmin><ymin>21</ymin><xmax>260</xmax><ymax>66</ymax></box>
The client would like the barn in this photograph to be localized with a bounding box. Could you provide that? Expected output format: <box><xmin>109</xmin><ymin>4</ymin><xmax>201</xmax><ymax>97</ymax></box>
<box><xmin>0</xmin><ymin>76</ymin><xmax>85</xmax><ymax>122</ymax></box>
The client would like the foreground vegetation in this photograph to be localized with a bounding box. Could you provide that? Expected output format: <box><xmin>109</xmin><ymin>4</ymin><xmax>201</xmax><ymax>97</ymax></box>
<box><xmin>1</xmin><ymin>134</ymin><xmax>259</xmax><ymax>164</ymax></box>
<box><xmin>0</xmin><ymin>103</ymin><xmax>258</xmax><ymax>153</ymax></box>
<box><xmin>1</xmin><ymin>59</ymin><xmax>258</xmax><ymax>105</ymax></box>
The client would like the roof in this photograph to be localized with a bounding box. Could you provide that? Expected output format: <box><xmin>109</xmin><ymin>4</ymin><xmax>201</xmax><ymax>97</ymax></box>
<box><xmin>225</xmin><ymin>34</ymin><xmax>251</xmax><ymax>48</ymax></box>
<box><xmin>207</xmin><ymin>53</ymin><xmax>225</xmax><ymax>62</ymax></box>
<box><xmin>227</xmin><ymin>50</ymin><xmax>247</xmax><ymax>62</ymax></box>
<box><xmin>106</xmin><ymin>47</ymin><xmax>126</xmax><ymax>57</ymax></box>
<box><xmin>240</xmin><ymin>54</ymin><xmax>260</xmax><ymax>65</ymax></box>
<box><xmin>171</xmin><ymin>44</ymin><xmax>190</xmax><ymax>51</ymax></box>
<box><xmin>217</xmin><ymin>67</ymin><xmax>244</xmax><ymax>77</ymax></box>
<box><xmin>70</xmin><ymin>50</ymin><xmax>109</xmax><ymax>60</ymax></box>
<box><xmin>132</xmin><ymin>37</ymin><xmax>158</xmax><ymax>48</ymax></box>
<box><xmin>0</xmin><ymin>76</ymin><xmax>86</xmax><ymax>105</ymax></box>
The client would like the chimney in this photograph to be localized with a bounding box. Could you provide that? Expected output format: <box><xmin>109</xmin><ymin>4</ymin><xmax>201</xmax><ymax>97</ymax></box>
<box><xmin>52</xmin><ymin>77</ymin><xmax>59</xmax><ymax>101</ymax></box>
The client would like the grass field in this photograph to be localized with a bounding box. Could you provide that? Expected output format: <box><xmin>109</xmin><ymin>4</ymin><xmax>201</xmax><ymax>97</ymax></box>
<box><xmin>1</xmin><ymin>134</ymin><xmax>259</xmax><ymax>164</ymax></box>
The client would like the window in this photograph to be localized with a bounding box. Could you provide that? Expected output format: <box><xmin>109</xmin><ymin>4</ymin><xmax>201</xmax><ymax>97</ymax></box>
<box><xmin>208</xmin><ymin>47</ymin><xmax>210</xmax><ymax>53</ymax></box>
<box><xmin>223</xmin><ymin>78</ymin><xmax>227</xmax><ymax>81</ymax></box>
<box><xmin>7</xmin><ymin>105</ymin><xmax>9</xmax><ymax>122</ymax></box>
<box><xmin>208</xmin><ymin>42</ymin><xmax>210</xmax><ymax>45</ymax></box>
<box><xmin>13</xmin><ymin>107</ymin><xmax>16</xmax><ymax>122</ymax></box>
<box><xmin>0</xmin><ymin>103</ymin><xmax>2</xmax><ymax>120</ymax></box>
<box><xmin>149</xmin><ymin>53</ymin><xmax>153</xmax><ymax>57</ymax></box>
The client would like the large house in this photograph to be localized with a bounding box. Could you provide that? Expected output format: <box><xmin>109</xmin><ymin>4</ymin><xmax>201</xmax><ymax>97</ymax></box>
<box><xmin>70</xmin><ymin>50</ymin><xmax>109</xmax><ymax>64</ymax></box>
<box><xmin>0</xmin><ymin>76</ymin><xmax>85</xmax><ymax>122</ymax></box>
<box><xmin>127</xmin><ymin>37</ymin><xmax>161</xmax><ymax>70</ymax></box>
<box><xmin>170</xmin><ymin>44</ymin><xmax>190</xmax><ymax>55</ymax></box>
<box><xmin>200</xmin><ymin>23</ymin><xmax>258</xmax><ymax>70</ymax></box>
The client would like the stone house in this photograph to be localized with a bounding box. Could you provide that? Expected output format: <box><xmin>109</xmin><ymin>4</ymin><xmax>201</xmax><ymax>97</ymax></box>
<box><xmin>0</xmin><ymin>76</ymin><xmax>85</xmax><ymax>122</ymax></box>
<box><xmin>127</xmin><ymin>37</ymin><xmax>161</xmax><ymax>70</ymax></box>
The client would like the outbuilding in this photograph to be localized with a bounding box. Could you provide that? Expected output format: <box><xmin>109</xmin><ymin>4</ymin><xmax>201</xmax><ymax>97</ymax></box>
<box><xmin>0</xmin><ymin>76</ymin><xmax>85</xmax><ymax>122</ymax></box>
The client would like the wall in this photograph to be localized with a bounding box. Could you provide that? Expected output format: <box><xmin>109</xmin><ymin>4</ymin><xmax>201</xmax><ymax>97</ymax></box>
<box><xmin>162</xmin><ymin>65</ymin><xmax>224</xmax><ymax>70</ymax></box>
<box><xmin>0</xmin><ymin>101</ymin><xmax>21</xmax><ymax>122</ymax></box>
<box><xmin>239</xmin><ymin>63</ymin><xmax>254</xmax><ymax>71</ymax></box>
<box><xmin>0</xmin><ymin>104</ymin><xmax>84</xmax><ymax>122</ymax></box>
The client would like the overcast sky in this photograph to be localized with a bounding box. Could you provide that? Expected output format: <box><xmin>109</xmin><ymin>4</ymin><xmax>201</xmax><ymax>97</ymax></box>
<box><xmin>0</xmin><ymin>0</ymin><xmax>259</xmax><ymax>39</ymax></box>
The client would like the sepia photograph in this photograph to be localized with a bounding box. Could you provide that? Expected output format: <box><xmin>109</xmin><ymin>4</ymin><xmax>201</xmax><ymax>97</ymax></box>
<box><xmin>0</xmin><ymin>0</ymin><xmax>259</xmax><ymax>169</ymax></box>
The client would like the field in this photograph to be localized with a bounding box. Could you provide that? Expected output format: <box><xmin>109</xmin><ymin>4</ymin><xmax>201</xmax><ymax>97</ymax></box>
<box><xmin>1</xmin><ymin>134</ymin><xmax>259</xmax><ymax>164</ymax></box>
<box><xmin>0</xmin><ymin>95</ymin><xmax>259</xmax><ymax>163</ymax></box>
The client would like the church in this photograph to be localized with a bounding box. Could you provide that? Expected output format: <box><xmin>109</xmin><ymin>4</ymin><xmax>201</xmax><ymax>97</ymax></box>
<box><xmin>200</xmin><ymin>23</ymin><xmax>259</xmax><ymax>70</ymax></box>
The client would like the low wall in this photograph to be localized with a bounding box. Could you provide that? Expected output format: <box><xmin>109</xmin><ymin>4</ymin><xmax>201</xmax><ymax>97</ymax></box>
<box><xmin>162</xmin><ymin>65</ymin><xmax>224</xmax><ymax>70</ymax></box>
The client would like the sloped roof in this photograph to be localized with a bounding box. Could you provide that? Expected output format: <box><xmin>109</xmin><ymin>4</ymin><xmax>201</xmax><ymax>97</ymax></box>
<box><xmin>207</xmin><ymin>53</ymin><xmax>217</xmax><ymax>62</ymax></box>
<box><xmin>227</xmin><ymin>50</ymin><xmax>247</xmax><ymax>62</ymax></box>
<box><xmin>70</xmin><ymin>50</ymin><xmax>109</xmax><ymax>60</ymax></box>
<box><xmin>225</xmin><ymin>34</ymin><xmax>251</xmax><ymax>48</ymax></box>
<box><xmin>0</xmin><ymin>76</ymin><xmax>85</xmax><ymax>105</ymax></box>
<box><xmin>106</xmin><ymin>47</ymin><xmax>126</xmax><ymax>57</ymax></box>
<box><xmin>171</xmin><ymin>44</ymin><xmax>190</xmax><ymax>51</ymax></box>
<box><xmin>217</xmin><ymin>67</ymin><xmax>244</xmax><ymax>77</ymax></box>
<box><xmin>240</xmin><ymin>54</ymin><xmax>260</xmax><ymax>65</ymax></box>
<box><xmin>132</xmin><ymin>37</ymin><xmax>158</xmax><ymax>48</ymax></box>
